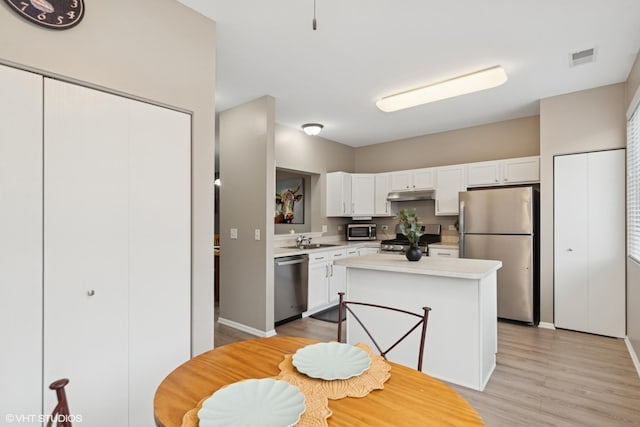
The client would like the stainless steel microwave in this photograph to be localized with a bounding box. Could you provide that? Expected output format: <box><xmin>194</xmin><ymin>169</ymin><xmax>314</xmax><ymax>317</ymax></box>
<box><xmin>346</xmin><ymin>223</ymin><xmax>377</xmax><ymax>241</ymax></box>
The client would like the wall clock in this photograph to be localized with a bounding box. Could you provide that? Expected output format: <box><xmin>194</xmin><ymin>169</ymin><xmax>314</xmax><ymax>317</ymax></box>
<box><xmin>3</xmin><ymin>0</ymin><xmax>85</xmax><ymax>30</ymax></box>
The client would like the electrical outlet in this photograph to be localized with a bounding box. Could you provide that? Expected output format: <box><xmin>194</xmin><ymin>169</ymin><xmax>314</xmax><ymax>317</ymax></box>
<box><xmin>254</xmin><ymin>229</ymin><xmax>260</xmax><ymax>240</ymax></box>
<box><xmin>322</xmin><ymin>225</ymin><xmax>328</xmax><ymax>232</ymax></box>
<box><xmin>230</xmin><ymin>228</ymin><xmax>238</xmax><ymax>239</ymax></box>
<box><xmin>381</xmin><ymin>225</ymin><xmax>389</xmax><ymax>232</ymax></box>
<box><xmin>448</xmin><ymin>225</ymin><xmax>457</xmax><ymax>231</ymax></box>
<box><xmin>337</xmin><ymin>225</ymin><xmax>343</xmax><ymax>231</ymax></box>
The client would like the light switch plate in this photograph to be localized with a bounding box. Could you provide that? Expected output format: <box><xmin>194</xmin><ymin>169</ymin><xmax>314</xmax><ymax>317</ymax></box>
<box><xmin>448</xmin><ymin>225</ymin><xmax>457</xmax><ymax>231</ymax></box>
<box><xmin>230</xmin><ymin>228</ymin><xmax>238</xmax><ymax>239</ymax></box>
<box><xmin>254</xmin><ymin>229</ymin><xmax>260</xmax><ymax>240</ymax></box>
<box><xmin>322</xmin><ymin>225</ymin><xmax>328</xmax><ymax>232</ymax></box>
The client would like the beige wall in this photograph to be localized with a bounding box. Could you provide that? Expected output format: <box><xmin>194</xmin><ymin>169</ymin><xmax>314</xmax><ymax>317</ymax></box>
<box><xmin>626</xmin><ymin>51</ymin><xmax>640</xmax><ymax>356</ymax></box>
<box><xmin>0</xmin><ymin>0</ymin><xmax>216</xmax><ymax>355</ymax></box>
<box><xmin>219</xmin><ymin>96</ymin><xmax>276</xmax><ymax>333</ymax></box>
<box><xmin>539</xmin><ymin>83</ymin><xmax>627</xmax><ymax>324</ymax></box>
<box><xmin>354</xmin><ymin>116</ymin><xmax>540</xmax><ymax>173</ymax></box>
<box><xmin>276</xmin><ymin>124</ymin><xmax>356</xmax><ymax>236</ymax></box>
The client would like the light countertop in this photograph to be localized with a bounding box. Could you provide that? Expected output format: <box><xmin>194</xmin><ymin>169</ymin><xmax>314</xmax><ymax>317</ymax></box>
<box><xmin>334</xmin><ymin>253</ymin><xmax>501</xmax><ymax>280</ymax></box>
<box><xmin>273</xmin><ymin>241</ymin><xmax>379</xmax><ymax>258</ymax></box>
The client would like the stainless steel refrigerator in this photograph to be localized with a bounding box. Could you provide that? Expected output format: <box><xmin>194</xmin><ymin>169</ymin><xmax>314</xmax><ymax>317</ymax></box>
<box><xmin>459</xmin><ymin>186</ymin><xmax>539</xmax><ymax>324</ymax></box>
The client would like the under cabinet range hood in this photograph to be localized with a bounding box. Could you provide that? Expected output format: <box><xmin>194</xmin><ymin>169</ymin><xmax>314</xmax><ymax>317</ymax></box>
<box><xmin>386</xmin><ymin>189</ymin><xmax>435</xmax><ymax>202</ymax></box>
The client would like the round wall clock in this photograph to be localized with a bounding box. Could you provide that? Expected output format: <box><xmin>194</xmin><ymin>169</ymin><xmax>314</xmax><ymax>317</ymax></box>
<box><xmin>3</xmin><ymin>0</ymin><xmax>85</xmax><ymax>30</ymax></box>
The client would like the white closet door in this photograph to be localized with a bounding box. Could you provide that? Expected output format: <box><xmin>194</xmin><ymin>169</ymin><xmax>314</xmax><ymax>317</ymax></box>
<box><xmin>587</xmin><ymin>150</ymin><xmax>625</xmax><ymax>337</ymax></box>
<box><xmin>554</xmin><ymin>154</ymin><xmax>589</xmax><ymax>331</ymax></box>
<box><xmin>127</xmin><ymin>101</ymin><xmax>191</xmax><ymax>426</ymax></box>
<box><xmin>43</xmin><ymin>79</ymin><xmax>129</xmax><ymax>425</ymax></box>
<box><xmin>554</xmin><ymin>150</ymin><xmax>625</xmax><ymax>338</ymax></box>
<box><xmin>0</xmin><ymin>65</ymin><xmax>43</xmax><ymax>417</ymax></box>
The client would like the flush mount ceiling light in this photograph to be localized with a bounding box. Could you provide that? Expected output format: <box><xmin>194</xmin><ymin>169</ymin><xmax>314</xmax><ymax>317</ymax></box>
<box><xmin>376</xmin><ymin>65</ymin><xmax>508</xmax><ymax>113</ymax></box>
<box><xmin>302</xmin><ymin>123</ymin><xmax>324</xmax><ymax>136</ymax></box>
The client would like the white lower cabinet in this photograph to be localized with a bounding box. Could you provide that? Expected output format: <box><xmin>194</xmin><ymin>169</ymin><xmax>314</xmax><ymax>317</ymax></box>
<box><xmin>307</xmin><ymin>249</ymin><xmax>350</xmax><ymax>312</ymax></box>
<box><xmin>554</xmin><ymin>149</ymin><xmax>625</xmax><ymax>338</ymax></box>
<box><xmin>429</xmin><ymin>247</ymin><xmax>459</xmax><ymax>258</ymax></box>
<box><xmin>0</xmin><ymin>66</ymin><xmax>191</xmax><ymax>425</ymax></box>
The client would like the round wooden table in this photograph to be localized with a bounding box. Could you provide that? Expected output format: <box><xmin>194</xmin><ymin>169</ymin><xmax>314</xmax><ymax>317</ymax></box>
<box><xmin>154</xmin><ymin>336</ymin><xmax>484</xmax><ymax>426</ymax></box>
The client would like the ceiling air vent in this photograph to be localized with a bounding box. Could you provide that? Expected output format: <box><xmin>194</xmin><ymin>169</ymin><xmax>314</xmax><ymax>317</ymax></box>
<box><xmin>570</xmin><ymin>48</ymin><xmax>595</xmax><ymax>67</ymax></box>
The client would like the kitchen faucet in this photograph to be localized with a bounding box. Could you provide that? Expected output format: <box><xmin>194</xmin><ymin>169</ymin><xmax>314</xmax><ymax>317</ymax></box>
<box><xmin>295</xmin><ymin>235</ymin><xmax>311</xmax><ymax>248</ymax></box>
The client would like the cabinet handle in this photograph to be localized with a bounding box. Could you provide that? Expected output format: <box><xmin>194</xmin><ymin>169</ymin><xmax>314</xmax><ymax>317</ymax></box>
<box><xmin>330</xmin><ymin>264</ymin><xmax>334</xmax><ymax>276</ymax></box>
<box><xmin>325</xmin><ymin>264</ymin><xmax>329</xmax><ymax>277</ymax></box>
<box><xmin>87</xmin><ymin>290</ymin><xmax>95</xmax><ymax>296</ymax></box>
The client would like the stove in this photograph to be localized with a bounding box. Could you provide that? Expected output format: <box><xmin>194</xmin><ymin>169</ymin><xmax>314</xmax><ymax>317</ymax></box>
<box><xmin>380</xmin><ymin>224</ymin><xmax>441</xmax><ymax>254</ymax></box>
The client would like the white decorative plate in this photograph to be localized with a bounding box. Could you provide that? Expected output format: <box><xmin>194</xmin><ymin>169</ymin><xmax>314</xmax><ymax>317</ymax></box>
<box><xmin>197</xmin><ymin>378</ymin><xmax>305</xmax><ymax>427</ymax></box>
<box><xmin>292</xmin><ymin>342</ymin><xmax>372</xmax><ymax>380</ymax></box>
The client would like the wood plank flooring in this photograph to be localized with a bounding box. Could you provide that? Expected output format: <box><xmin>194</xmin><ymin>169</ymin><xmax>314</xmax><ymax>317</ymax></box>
<box><xmin>214</xmin><ymin>313</ymin><xmax>640</xmax><ymax>426</ymax></box>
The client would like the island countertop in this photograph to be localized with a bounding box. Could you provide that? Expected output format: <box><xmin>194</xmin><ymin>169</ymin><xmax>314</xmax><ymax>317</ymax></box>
<box><xmin>334</xmin><ymin>253</ymin><xmax>502</xmax><ymax>280</ymax></box>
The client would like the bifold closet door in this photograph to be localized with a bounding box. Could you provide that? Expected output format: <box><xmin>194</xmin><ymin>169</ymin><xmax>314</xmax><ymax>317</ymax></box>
<box><xmin>43</xmin><ymin>78</ymin><xmax>191</xmax><ymax>425</ymax></box>
<box><xmin>127</xmin><ymin>94</ymin><xmax>191</xmax><ymax>426</ymax></box>
<box><xmin>0</xmin><ymin>65</ymin><xmax>43</xmax><ymax>417</ymax></box>
<box><xmin>44</xmin><ymin>79</ymin><xmax>131</xmax><ymax>425</ymax></box>
<box><xmin>554</xmin><ymin>150</ymin><xmax>625</xmax><ymax>338</ymax></box>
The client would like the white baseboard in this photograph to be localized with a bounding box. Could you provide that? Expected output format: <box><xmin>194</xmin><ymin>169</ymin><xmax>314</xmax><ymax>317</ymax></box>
<box><xmin>538</xmin><ymin>322</ymin><xmax>556</xmax><ymax>330</ymax></box>
<box><xmin>625</xmin><ymin>336</ymin><xmax>640</xmax><ymax>379</ymax></box>
<box><xmin>217</xmin><ymin>317</ymin><xmax>276</xmax><ymax>338</ymax></box>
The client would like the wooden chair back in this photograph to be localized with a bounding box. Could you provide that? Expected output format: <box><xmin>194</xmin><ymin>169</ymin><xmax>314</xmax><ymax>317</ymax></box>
<box><xmin>337</xmin><ymin>292</ymin><xmax>431</xmax><ymax>371</ymax></box>
<box><xmin>47</xmin><ymin>378</ymin><xmax>72</xmax><ymax>427</ymax></box>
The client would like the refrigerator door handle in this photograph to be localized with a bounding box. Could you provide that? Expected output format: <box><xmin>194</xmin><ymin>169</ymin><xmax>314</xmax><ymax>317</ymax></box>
<box><xmin>459</xmin><ymin>200</ymin><xmax>465</xmax><ymax>258</ymax></box>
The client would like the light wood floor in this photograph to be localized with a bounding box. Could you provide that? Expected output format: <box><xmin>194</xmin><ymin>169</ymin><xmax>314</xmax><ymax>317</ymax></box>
<box><xmin>214</xmin><ymin>314</ymin><xmax>640</xmax><ymax>426</ymax></box>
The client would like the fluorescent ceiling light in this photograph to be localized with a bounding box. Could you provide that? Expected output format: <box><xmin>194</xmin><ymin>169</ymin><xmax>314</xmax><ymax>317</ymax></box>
<box><xmin>302</xmin><ymin>123</ymin><xmax>324</xmax><ymax>136</ymax></box>
<box><xmin>376</xmin><ymin>66</ymin><xmax>508</xmax><ymax>113</ymax></box>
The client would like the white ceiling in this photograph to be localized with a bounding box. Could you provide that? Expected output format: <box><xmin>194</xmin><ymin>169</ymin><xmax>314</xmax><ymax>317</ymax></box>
<box><xmin>179</xmin><ymin>0</ymin><xmax>640</xmax><ymax>147</ymax></box>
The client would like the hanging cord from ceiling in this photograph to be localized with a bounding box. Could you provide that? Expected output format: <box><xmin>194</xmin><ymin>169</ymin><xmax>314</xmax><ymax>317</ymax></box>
<box><xmin>312</xmin><ymin>0</ymin><xmax>317</xmax><ymax>30</ymax></box>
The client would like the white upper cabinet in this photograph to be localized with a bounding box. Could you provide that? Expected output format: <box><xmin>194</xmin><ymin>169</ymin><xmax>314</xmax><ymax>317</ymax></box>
<box><xmin>413</xmin><ymin>168</ymin><xmax>436</xmax><ymax>189</ymax></box>
<box><xmin>466</xmin><ymin>156</ymin><xmax>539</xmax><ymax>187</ymax></box>
<box><xmin>351</xmin><ymin>174</ymin><xmax>375</xmax><ymax>216</ymax></box>
<box><xmin>466</xmin><ymin>161</ymin><xmax>501</xmax><ymax>186</ymax></box>
<box><xmin>435</xmin><ymin>165</ymin><xmax>465</xmax><ymax>216</ymax></box>
<box><xmin>502</xmin><ymin>156</ymin><xmax>540</xmax><ymax>184</ymax></box>
<box><xmin>374</xmin><ymin>173</ymin><xmax>395</xmax><ymax>216</ymax></box>
<box><xmin>390</xmin><ymin>168</ymin><xmax>435</xmax><ymax>191</ymax></box>
<box><xmin>326</xmin><ymin>172</ymin><xmax>353</xmax><ymax>216</ymax></box>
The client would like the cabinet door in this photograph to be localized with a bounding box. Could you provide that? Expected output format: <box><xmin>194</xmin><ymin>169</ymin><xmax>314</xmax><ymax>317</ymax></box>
<box><xmin>326</xmin><ymin>172</ymin><xmax>352</xmax><ymax>216</ymax></box>
<box><xmin>554</xmin><ymin>154</ymin><xmax>590</xmax><ymax>332</ymax></box>
<box><xmin>0</xmin><ymin>65</ymin><xmax>43</xmax><ymax>417</ymax></box>
<box><xmin>374</xmin><ymin>173</ymin><xmax>392</xmax><ymax>216</ymax></box>
<box><xmin>44</xmin><ymin>79</ymin><xmax>130</xmax><ymax>426</ymax></box>
<box><xmin>390</xmin><ymin>171</ymin><xmax>412</xmax><ymax>191</ymax></box>
<box><xmin>308</xmin><ymin>261</ymin><xmax>329</xmax><ymax>310</ymax></box>
<box><xmin>429</xmin><ymin>248</ymin><xmax>459</xmax><ymax>258</ymax></box>
<box><xmin>435</xmin><ymin>166</ymin><xmax>465</xmax><ymax>215</ymax></box>
<box><xmin>413</xmin><ymin>168</ymin><xmax>435</xmax><ymax>190</ymax></box>
<box><xmin>127</xmin><ymin>101</ymin><xmax>191</xmax><ymax>425</ymax></box>
<box><xmin>351</xmin><ymin>174</ymin><xmax>375</xmax><ymax>215</ymax></box>
<box><xmin>503</xmin><ymin>156</ymin><xmax>539</xmax><ymax>184</ymax></box>
<box><xmin>466</xmin><ymin>161</ymin><xmax>501</xmax><ymax>187</ymax></box>
<box><xmin>328</xmin><ymin>250</ymin><xmax>347</xmax><ymax>303</ymax></box>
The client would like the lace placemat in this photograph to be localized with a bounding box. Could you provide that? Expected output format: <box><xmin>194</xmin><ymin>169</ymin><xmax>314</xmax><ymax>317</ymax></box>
<box><xmin>180</xmin><ymin>343</ymin><xmax>391</xmax><ymax>427</ymax></box>
<box><xmin>276</xmin><ymin>342</ymin><xmax>391</xmax><ymax>427</ymax></box>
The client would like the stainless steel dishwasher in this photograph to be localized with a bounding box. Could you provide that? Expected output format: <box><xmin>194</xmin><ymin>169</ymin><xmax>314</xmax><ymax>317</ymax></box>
<box><xmin>274</xmin><ymin>255</ymin><xmax>308</xmax><ymax>324</ymax></box>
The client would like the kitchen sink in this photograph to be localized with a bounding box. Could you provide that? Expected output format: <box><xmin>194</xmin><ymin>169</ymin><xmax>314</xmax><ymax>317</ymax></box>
<box><xmin>282</xmin><ymin>243</ymin><xmax>339</xmax><ymax>250</ymax></box>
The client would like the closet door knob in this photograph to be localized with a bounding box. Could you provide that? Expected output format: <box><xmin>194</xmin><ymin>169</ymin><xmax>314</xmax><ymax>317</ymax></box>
<box><xmin>87</xmin><ymin>290</ymin><xmax>95</xmax><ymax>296</ymax></box>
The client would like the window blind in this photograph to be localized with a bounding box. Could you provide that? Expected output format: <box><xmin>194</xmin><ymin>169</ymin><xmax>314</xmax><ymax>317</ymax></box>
<box><xmin>629</xmin><ymin>102</ymin><xmax>640</xmax><ymax>262</ymax></box>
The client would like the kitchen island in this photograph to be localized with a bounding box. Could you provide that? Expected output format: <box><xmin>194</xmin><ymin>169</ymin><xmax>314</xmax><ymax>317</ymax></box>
<box><xmin>334</xmin><ymin>254</ymin><xmax>501</xmax><ymax>391</ymax></box>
